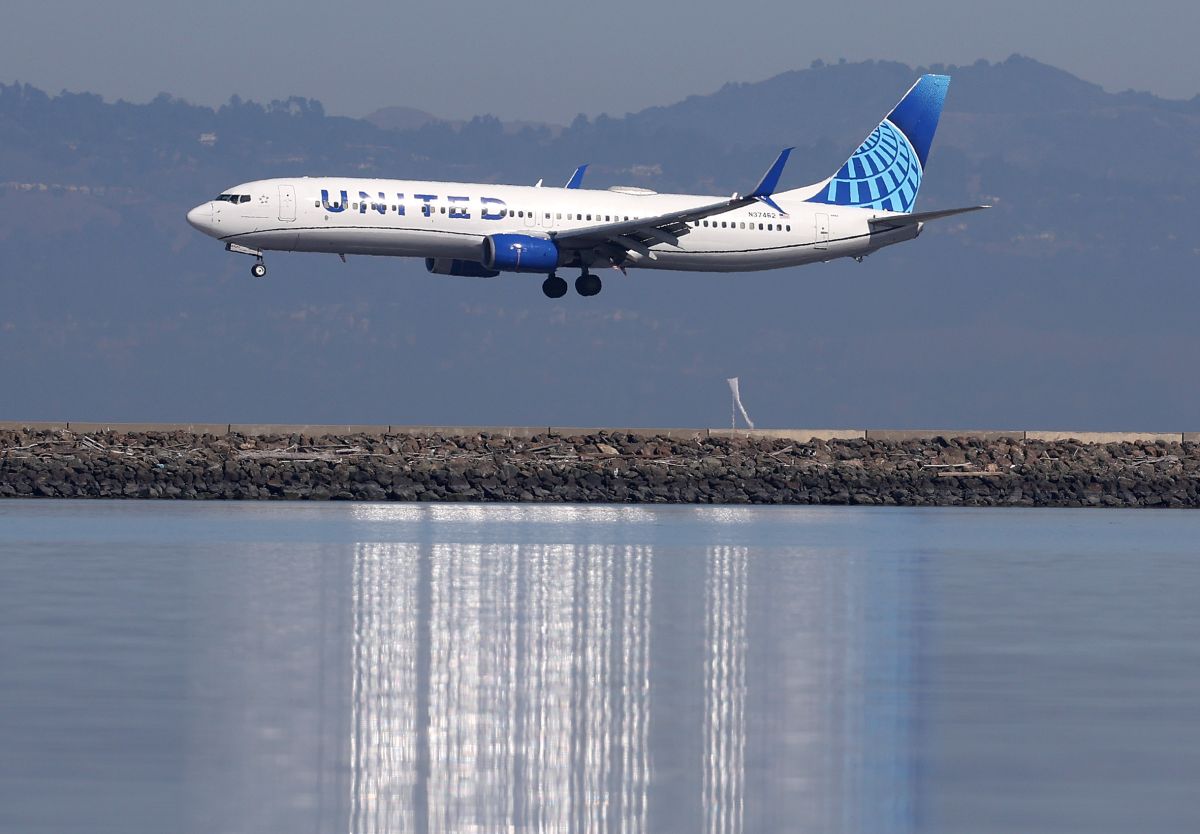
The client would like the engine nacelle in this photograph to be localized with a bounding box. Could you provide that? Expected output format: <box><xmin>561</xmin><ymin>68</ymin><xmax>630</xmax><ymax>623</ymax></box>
<box><xmin>482</xmin><ymin>234</ymin><xmax>561</xmax><ymax>273</ymax></box>
<box><xmin>424</xmin><ymin>258</ymin><xmax>500</xmax><ymax>278</ymax></box>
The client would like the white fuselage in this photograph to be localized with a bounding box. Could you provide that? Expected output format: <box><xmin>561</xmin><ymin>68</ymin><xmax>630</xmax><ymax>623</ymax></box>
<box><xmin>186</xmin><ymin>177</ymin><xmax>920</xmax><ymax>273</ymax></box>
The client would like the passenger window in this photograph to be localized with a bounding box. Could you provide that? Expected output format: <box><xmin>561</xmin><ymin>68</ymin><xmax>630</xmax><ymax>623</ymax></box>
<box><xmin>556</xmin><ymin>213</ymin><xmax>562</xmax><ymax>220</ymax></box>
<box><xmin>605</xmin><ymin>215</ymin><xmax>610</xmax><ymax>222</ymax></box>
<box><xmin>314</xmin><ymin>201</ymin><xmax>320</xmax><ymax>207</ymax></box>
<box><xmin>786</xmin><ymin>225</ymin><xmax>791</xmax><ymax>232</ymax></box>
<box><xmin>768</xmin><ymin>224</ymin><xmax>773</xmax><ymax>231</ymax></box>
<box><xmin>758</xmin><ymin>223</ymin><xmax>764</xmax><ymax>230</ymax></box>
<box><xmin>587</xmin><ymin>214</ymin><xmax>592</xmax><ymax>221</ymax></box>
<box><xmin>545</xmin><ymin>213</ymin><xmax>550</xmax><ymax>219</ymax></box>
<box><xmin>740</xmin><ymin>222</ymin><xmax>746</xmax><ymax>229</ymax></box>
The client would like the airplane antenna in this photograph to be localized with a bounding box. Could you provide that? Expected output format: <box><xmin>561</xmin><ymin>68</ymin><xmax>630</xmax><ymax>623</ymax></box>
<box><xmin>726</xmin><ymin>377</ymin><xmax>755</xmax><ymax>430</ymax></box>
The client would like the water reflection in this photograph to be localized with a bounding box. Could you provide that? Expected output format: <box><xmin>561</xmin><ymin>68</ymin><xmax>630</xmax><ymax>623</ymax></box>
<box><xmin>347</xmin><ymin>536</ymin><xmax>912</xmax><ymax>834</ymax></box>
<box><xmin>6</xmin><ymin>504</ymin><xmax>1199</xmax><ymax>834</ymax></box>
<box><xmin>350</xmin><ymin>544</ymin><xmax>421</xmax><ymax>833</ymax></box>
<box><xmin>351</xmin><ymin>542</ymin><xmax>656</xmax><ymax>833</ymax></box>
<box><xmin>704</xmin><ymin>547</ymin><xmax>747</xmax><ymax>834</ymax></box>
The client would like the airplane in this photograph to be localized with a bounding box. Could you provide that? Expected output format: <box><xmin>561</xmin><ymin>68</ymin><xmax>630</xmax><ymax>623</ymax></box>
<box><xmin>186</xmin><ymin>75</ymin><xmax>987</xmax><ymax>298</ymax></box>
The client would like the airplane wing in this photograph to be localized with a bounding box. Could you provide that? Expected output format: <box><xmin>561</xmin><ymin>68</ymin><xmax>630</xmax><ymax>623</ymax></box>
<box><xmin>551</xmin><ymin>148</ymin><xmax>793</xmax><ymax>262</ymax></box>
<box><xmin>868</xmin><ymin>205</ymin><xmax>991</xmax><ymax>229</ymax></box>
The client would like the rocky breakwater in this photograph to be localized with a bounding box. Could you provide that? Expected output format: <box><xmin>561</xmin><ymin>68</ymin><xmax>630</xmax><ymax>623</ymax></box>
<box><xmin>1</xmin><ymin>428</ymin><xmax>1198</xmax><ymax>507</ymax></box>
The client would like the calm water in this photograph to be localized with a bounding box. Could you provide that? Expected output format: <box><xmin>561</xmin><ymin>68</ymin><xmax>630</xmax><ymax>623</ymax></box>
<box><xmin>1</xmin><ymin>501</ymin><xmax>1198</xmax><ymax>834</ymax></box>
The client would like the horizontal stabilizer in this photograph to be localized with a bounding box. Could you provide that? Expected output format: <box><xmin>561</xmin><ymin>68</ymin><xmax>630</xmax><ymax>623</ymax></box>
<box><xmin>868</xmin><ymin>205</ymin><xmax>990</xmax><ymax>229</ymax></box>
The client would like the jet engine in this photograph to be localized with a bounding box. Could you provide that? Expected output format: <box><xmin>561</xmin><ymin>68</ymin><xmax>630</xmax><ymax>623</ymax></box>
<box><xmin>424</xmin><ymin>258</ymin><xmax>500</xmax><ymax>278</ymax></box>
<box><xmin>482</xmin><ymin>234</ymin><xmax>561</xmax><ymax>273</ymax></box>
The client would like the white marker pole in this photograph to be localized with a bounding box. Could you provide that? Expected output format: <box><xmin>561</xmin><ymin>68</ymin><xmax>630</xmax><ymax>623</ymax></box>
<box><xmin>726</xmin><ymin>377</ymin><xmax>755</xmax><ymax>430</ymax></box>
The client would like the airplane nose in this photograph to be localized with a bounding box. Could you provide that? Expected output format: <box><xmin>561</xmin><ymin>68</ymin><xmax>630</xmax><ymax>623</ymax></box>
<box><xmin>186</xmin><ymin>202</ymin><xmax>214</xmax><ymax>233</ymax></box>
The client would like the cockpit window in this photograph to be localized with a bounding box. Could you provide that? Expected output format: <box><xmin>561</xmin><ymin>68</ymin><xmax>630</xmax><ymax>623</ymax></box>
<box><xmin>215</xmin><ymin>194</ymin><xmax>251</xmax><ymax>204</ymax></box>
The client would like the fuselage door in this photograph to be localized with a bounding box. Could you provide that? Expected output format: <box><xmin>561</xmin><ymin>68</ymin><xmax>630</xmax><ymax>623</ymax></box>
<box><xmin>814</xmin><ymin>212</ymin><xmax>830</xmax><ymax>250</ymax></box>
<box><xmin>278</xmin><ymin>184</ymin><xmax>296</xmax><ymax>222</ymax></box>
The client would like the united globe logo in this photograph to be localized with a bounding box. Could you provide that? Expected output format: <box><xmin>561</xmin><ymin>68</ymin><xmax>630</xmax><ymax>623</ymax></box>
<box><xmin>808</xmin><ymin>119</ymin><xmax>923</xmax><ymax>213</ymax></box>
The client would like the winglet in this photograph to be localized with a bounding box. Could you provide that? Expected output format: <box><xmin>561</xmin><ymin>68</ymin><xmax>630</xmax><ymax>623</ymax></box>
<box><xmin>565</xmin><ymin>164</ymin><xmax>588</xmax><ymax>189</ymax></box>
<box><xmin>749</xmin><ymin>147</ymin><xmax>793</xmax><ymax>215</ymax></box>
<box><xmin>749</xmin><ymin>148</ymin><xmax>793</xmax><ymax>198</ymax></box>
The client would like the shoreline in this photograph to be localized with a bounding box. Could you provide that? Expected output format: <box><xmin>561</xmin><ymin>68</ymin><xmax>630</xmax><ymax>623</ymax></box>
<box><xmin>2</xmin><ymin>426</ymin><xmax>1197</xmax><ymax>507</ymax></box>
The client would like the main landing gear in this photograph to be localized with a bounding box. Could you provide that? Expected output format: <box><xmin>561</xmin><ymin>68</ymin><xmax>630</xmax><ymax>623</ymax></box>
<box><xmin>541</xmin><ymin>270</ymin><xmax>603</xmax><ymax>299</ymax></box>
<box><xmin>574</xmin><ymin>271</ymin><xmax>602</xmax><ymax>297</ymax></box>
<box><xmin>251</xmin><ymin>260</ymin><xmax>267</xmax><ymax>278</ymax></box>
<box><xmin>542</xmin><ymin>273</ymin><xmax>568</xmax><ymax>298</ymax></box>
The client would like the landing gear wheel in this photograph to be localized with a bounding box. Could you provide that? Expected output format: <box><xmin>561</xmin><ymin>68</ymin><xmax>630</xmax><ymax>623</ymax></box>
<box><xmin>575</xmin><ymin>272</ymin><xmax>602</xmax><ymax>297</ymax></box>
<box><xmin>542</xmin><ymin>274</ymin><xmax>568</xmax><ymax>299</ymax></box>
<box><xmin>251</xmin><ymin>262</ymin><xmax>267</xmax><ymax>278</ymax></box>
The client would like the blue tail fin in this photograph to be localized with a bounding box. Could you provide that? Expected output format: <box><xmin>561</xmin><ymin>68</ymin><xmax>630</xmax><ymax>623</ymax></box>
<box><xmin>804</xmin><ymin>74</ymin><xmax>949</xmax><ymax>213</ymax></box>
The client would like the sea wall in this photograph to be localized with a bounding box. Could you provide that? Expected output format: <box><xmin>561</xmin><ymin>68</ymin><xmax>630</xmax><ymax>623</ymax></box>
<box><xmin>2</xmin><ymin>426</ymin><xmax>1198</xmax><ymax>507</ymax></box>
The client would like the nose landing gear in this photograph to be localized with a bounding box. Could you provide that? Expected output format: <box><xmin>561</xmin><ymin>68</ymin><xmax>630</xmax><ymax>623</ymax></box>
<box><xmin>226</xmin><ymin>242</ymin><xmax>267</xmax><ymax>277</ymax></box>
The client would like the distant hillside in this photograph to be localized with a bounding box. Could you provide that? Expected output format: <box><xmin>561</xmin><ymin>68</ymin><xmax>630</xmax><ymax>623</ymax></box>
<box><xmin>363</xmin><ymin>105</ymin><xmax>445</xmax><ymax>132</ymax></box>
<box><xmin>364</xmin><ymin>105</ymin><xmax>563</xmax><ymax>137</ymax></box>
<box><xmin>1</xmin><ymin>57</ymin><xmax>1197</xmax><ymax>430</ymax></box>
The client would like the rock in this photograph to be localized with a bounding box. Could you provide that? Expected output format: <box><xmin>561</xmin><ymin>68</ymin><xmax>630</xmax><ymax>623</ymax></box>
<box><xmin>0</xmin><ymin>429</ymin><xmax>1195</xmax><ymax>507</ymax></box>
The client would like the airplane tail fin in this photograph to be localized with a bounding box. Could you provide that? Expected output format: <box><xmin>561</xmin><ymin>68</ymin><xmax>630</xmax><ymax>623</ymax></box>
<box><xmin>797</xmin><ymin>74</ymin><xmax>949</xmax><ymax>214</ymax></box>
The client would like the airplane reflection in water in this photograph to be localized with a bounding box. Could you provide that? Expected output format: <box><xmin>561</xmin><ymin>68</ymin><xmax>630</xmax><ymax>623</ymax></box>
<box><xmin>347</xmin><ymin>533</ymin><xmax>915</xmax><ymax>834</ymax></box>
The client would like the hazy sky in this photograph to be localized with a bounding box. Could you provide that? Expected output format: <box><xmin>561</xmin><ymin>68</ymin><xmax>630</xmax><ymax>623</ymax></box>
<box><xmin>4</xmin><ymin>0</ymin><xmax>1198</xmax><ymax>122</ymax></box>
